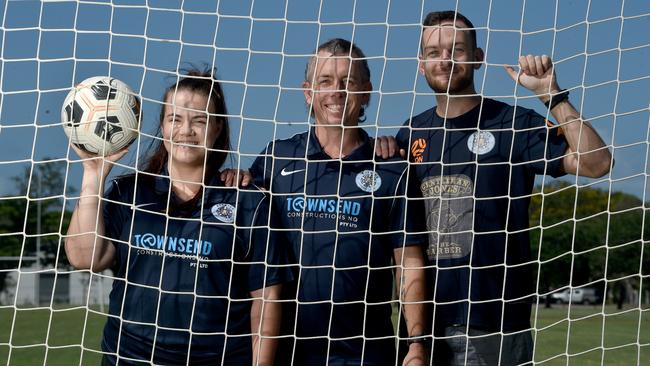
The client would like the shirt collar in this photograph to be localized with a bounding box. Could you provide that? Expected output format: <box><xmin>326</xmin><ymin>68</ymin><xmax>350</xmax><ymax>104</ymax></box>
<box><xmin>305</xmin><ymin>127</ymin><xmax>373</xmax><ymax>161</ymax></box>
<box><xmin>153</xmin><ymin>165</ymin><xmax>171</xmax><ymax>195</ymax></box>
<box><xmin>152</xmin><ymin>164</ymin><xmax>224</xmax><ymax>197</ymax></box>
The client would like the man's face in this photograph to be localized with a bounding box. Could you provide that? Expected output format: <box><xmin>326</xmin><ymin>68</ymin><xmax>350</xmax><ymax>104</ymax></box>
<box><xmin>303</xmin><ymin>51</ymin><xmax>371</xmax><ymax>127</ymax></box>
<box><xmin>419</xmin><ymin>20</ymin><xmax>483</xmax><ymax>94</ymax></box>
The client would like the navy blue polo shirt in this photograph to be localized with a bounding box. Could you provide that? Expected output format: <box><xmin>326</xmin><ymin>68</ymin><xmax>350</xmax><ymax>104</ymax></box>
<box><xmin>396</xmin><ymin>98</ymin><xmax>567</xmax><ymax>333</ymax></box>
<box><xmin>250</xmin><ymin>128</ymin><xmax>425</xmax><ymax>365</ymax></box>
<box><xmin>100</xmin><ymin>169</ymin><xmax>288</xmax><ymax>365</ymax></box>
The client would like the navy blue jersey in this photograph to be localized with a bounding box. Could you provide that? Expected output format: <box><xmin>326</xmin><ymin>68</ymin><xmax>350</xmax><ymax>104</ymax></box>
<box><xmin>396</xmin><ymin>98</ymin><xmax>567</xmax><ymax>333</ymax></box>
<box><xmin>100</xmin><ymin>169</ymin><xmax>289</xmax><ymax>365</ymax></box>
<box><xmin>250</xmin><ymin>129</ymin><xmax>425</xmax><ymax>365</ymax></box>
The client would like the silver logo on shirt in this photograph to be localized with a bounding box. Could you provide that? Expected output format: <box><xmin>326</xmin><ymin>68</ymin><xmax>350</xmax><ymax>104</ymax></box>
<box><xmin>211</xmin><ymin>203</ymin><xmax>235</xmax><ymax>223</ymax></box>
<box><xmin>355</xmin><ymin>170</ymin><xmax>382</xmax><ymax>193</ymax></box>
<box><xmin>467</xmin><ymin>131</ymin><xmax>495</xmax><ymax>155</ymax></box>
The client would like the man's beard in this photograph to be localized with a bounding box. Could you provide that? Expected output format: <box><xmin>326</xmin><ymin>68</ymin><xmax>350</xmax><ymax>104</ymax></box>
<box><xmin>426</xmin><ymin>68</ymin><xmax>474</xmax><ymax>94</ymax></box>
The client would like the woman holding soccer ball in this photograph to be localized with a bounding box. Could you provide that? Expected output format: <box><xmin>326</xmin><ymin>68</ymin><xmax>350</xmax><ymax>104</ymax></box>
<box><xmin>65</xmin><ymin>70</ymin><xmax>287</xmax><ymax>365</ymax></box>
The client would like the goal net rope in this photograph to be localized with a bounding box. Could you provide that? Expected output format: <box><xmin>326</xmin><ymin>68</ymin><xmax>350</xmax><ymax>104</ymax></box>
<box><xmin>1</xmin><ymin>0</ymin><xmax>649</xmax><ymax>365</ymax></box>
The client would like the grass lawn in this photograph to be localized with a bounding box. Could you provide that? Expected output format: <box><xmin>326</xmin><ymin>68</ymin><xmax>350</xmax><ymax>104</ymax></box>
<box><xmin>0</xmin><ymin>306</ymin><xmax>105</xmax><ymax>366</ymax></box>
<box><xmin>532</xmin><ymin>304</ymin><xmax>650</xmax><ymax>365</ymax></box>
<box><xmin>0</xmin><ymin>304</ymin><xmax>648</xmax><ymax>365</ymax></box>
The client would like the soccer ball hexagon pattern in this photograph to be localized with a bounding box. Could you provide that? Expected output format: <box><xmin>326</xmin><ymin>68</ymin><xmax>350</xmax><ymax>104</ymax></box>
<box><xmin>62</xmin><ymin>76</ymin><xmax>141</xmax><ymax>156</ymax></box>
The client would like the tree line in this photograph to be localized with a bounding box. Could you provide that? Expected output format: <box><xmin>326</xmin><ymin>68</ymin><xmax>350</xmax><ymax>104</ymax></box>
<box><xmin>530</xmin><ymin>181</ymin><xmax>649</xmax><ymax>305</ymax></box>
<box><xmin>0</xmin><ymin>161</ymin><xmax>73</xmax><ymax>295</ymax></box>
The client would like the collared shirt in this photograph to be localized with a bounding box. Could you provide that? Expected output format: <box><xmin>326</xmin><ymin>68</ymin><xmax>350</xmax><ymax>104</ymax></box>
<box><xmin>396</xmin><ymin>98</ymin><xmax>567</xmax><ymax>333</ymax></box>
<box><xmin>100</xmin><ymin>168</ymin><xmax>289</xmax><ymax>365</ymax></box>
<box><xmin>250</xmin><ymin>128</ymin><xmax>425</xmax><ymax>364</ymax></box>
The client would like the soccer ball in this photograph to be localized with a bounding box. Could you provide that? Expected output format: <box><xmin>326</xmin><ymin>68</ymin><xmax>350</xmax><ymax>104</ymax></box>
<box><xmin>62</xmin><ymin>76</ymin><xmax>140</xmax><ymax>156</ymax></box>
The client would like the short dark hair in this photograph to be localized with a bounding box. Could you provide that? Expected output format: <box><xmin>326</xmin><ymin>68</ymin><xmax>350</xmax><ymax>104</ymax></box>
<box><xmin>422</xmin><ymin>11</ymin><xmax>477</xmax><ymax>49</ymax></box>
<box><xmin>304</xmin><ymin>38</ymin><xmax>370</xmax><ymax>84</ymax></box>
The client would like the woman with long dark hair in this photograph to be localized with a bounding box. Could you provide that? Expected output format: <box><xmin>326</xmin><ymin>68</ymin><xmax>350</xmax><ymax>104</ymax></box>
<box><xmin>65</xmin><ymin>70</ymin><xmax>286</xmax><ymax>365</ymax></box>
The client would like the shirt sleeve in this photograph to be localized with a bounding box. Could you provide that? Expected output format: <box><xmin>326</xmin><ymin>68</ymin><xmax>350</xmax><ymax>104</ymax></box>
<box><xmin>102</xmin><ymin>178</ymin><xmax>132</xmax><ymax>272</ymax></box>
<box><xmin>384</xmin><ymin>164</ymin><xmax>428</xmax><ymax>251</ymax></box>
<box><xmin>102</xmin><ymin>179</ymin><xmax>131</xmax><ymax>242</ymax></box>
<box><xmin>395</xmin><ymin>122</ymin><xmax>411</xmax><ymax>152</ymax></box>
<box><xmin>249</xmin><ymin>142</ymin><xmax>274</xmax><ymax>190</ymax></box>
<box><xmin>241</xmin><ymin>191</ymin><xmax>293</xmax><ymax>292</ymax></box>
<box><xmin>516</xmin><ymin>110</ymin><xmax>568</xmax><ymax>178</ymax></box>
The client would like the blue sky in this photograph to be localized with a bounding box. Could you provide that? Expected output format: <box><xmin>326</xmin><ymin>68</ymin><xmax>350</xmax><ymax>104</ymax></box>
<box><xmin>1</xmin><ymin>0</ymin><xmax>649</xmax><ymax>200</ymax></box>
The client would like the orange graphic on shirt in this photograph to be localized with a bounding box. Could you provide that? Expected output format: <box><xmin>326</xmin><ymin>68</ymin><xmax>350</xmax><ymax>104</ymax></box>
<box><xmin>411</xmin><ymin>138</ymin><xmax>427</xmax><ymax>163</ymax></box>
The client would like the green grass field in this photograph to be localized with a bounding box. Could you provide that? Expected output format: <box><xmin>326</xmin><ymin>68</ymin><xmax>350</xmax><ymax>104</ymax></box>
<box><xmin>532</xmin><ymin>305</ymin><xmax>650</xmax><ymax>365</ymax></box>
<box><xmin>0</xmin><ymin>305</ymin><xmax>648</xmax><ymax>365</ymax></box>
<box><xmin>0</xmin><ymin>306</ymin><xmax>105</xmax><ymax>366</ymax></box>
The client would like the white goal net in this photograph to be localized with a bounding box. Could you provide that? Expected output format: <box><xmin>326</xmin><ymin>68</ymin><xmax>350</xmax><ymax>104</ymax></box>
<box><xmin>1</xmin><ymin>0</ymin><xmax>649</xmax><ymax>365</ymax></box>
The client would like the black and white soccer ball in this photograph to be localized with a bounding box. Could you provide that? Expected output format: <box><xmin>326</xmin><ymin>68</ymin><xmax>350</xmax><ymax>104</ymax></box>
<box><xmin>62</xmin><ymin>76</ymin><xmax>140</xmax><ymax>156</ymax></box>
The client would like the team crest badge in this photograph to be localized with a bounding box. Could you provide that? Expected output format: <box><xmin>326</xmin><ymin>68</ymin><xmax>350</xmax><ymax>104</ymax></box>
<box><xmin>355</xmin><ymin>170</ymin><xmax>382</xmax><ymax>193</ymax></box>
<box><xmin>211</xmin><ymin>203</ymin><xmax>235</xmax><ymax>223</ymax></box>
<box><xmin>467</xmin><ymin>131</ymin><xmax>495</xmax><ymax>155</ymax></box>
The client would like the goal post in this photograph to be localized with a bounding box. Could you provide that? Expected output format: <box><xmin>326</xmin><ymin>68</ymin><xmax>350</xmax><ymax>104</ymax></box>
<box><xmin>1</xmin><ymin>0</ymin><xmax>649</xmax><ymax>365</ymax></box>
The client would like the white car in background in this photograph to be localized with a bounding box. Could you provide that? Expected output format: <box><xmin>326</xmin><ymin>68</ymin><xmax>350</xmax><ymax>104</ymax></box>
<box><xmin>551</xmin><ymin>287</ymin><xmax>600</xmax><ymax>304</ymax></box>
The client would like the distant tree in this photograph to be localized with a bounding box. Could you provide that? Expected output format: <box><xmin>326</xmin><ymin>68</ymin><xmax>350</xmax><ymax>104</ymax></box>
<box><xmin>0</xmin><ymin>197</ymin><xmax>27</xmax><ymax>295</ymax></box>
<box><xmin>529</xmin><ymin>181</ymin><xmax>649</xmax><ymax>301</ymax></box>
<box><xmin>0</xmin><ymin>160</ymin><xmax>75</xmax><ymax>295</ymax></box>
